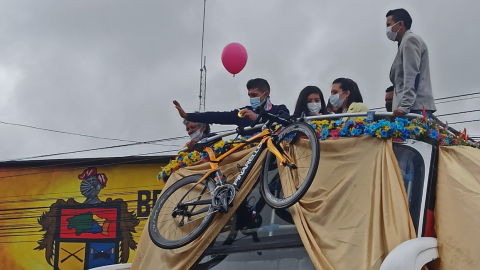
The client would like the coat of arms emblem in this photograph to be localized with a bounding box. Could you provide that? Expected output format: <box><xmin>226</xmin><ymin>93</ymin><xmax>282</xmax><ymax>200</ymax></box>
<box><xmin>35</xmin><ymin>167</ymin><xmax>140</xmax><ymax>269</ymax></box>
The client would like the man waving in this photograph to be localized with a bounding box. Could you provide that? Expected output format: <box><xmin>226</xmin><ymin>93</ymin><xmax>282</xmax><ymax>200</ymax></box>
<box><xmin>174</xmin><ymin>78</ymin><xmax>290</xmax><ymax>129</ymax></box>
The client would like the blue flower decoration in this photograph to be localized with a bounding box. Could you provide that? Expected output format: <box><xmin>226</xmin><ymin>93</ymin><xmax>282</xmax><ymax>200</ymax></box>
<box><xmin>321</xmin><ymin>129</ymin><xmax>329</xmax><ymax>139</ymax></box>
<box><xmin>380</xmin><ymin>130</ymin><xmax>388</xmax><ymax>138</ymax></box>
<box><xmin>430</xmin><ymin>130</ymin><xmax>439</xmax><ymax>140</ymax></box>
<box><xmin>414</xmin><ymin>127</ymin><xmax>421</xmax><ymax>135</ymax></box>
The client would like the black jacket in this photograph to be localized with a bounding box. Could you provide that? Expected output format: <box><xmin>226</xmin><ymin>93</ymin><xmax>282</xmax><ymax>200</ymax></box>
<box><xmin>186</xmin><ymin>104</ymin><xmax>290</xmax><ymax>127</ymax></box>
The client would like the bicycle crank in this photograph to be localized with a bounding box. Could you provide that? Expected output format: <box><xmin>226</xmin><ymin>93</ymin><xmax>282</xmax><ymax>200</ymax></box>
<box><xmin>212</xmin><ymin>184</ymin><xmax>236</xmax><ymax>214</ymax></box>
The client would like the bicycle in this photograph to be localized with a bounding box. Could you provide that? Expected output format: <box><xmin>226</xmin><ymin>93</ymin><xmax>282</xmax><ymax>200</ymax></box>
<box><xmin>149</xmin><ymin>100</ymin><xmax>320</xmax><ymax>249</ymax></box>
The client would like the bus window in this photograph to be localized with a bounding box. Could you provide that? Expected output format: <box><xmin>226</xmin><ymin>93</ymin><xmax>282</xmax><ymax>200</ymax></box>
<box><xmin>194</xmin><ymin>174</ymin><xmax>306</xmax><ymax>269</ymax></box>
<box><xmin>209</xmin><ymin>178</ymin><xmax>299</xmax><ymax>248</ymax></box>
<box><xmin>193</xmin><ymin>247</ymin><xmax>315</xmax><ymax>270</ymax></box>
<box><xmin>393</xmin><ymin>144</ymin><xmax>426</xmax><ymax>233</ymax></box>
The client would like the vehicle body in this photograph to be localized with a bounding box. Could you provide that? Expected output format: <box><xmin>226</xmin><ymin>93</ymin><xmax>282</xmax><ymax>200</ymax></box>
<box><xmin>94</xmin><ymin>112</ymin><xmax>449</xmax><ymax>270</ymax></box>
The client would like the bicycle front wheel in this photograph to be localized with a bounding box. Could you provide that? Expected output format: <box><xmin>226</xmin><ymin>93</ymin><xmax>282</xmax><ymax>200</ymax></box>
<box><xmin>260</xmin><ymin>122</ymin><xmax>320</xmax><ymax>209</ymax></box>
<box><xmin>149</xmin><ymin>174</ymin><xmax>216</xmax><ymax>249</ymax></box>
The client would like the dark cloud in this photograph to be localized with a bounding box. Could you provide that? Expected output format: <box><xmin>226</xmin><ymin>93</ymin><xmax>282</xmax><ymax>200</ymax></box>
<box><xmin>0</xmin><ymin>1</ymin><xmax>478</xmax><ymax>160</ymax></box>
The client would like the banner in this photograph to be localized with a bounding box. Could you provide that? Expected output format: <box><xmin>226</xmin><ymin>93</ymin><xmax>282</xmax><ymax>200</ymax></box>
<box><xmin>0</xmin><ymin>161</ymin><xmax>167</xmax><ymax>270</ymax></box>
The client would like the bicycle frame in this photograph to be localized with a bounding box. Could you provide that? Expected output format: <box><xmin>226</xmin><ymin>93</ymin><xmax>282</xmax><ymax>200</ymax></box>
<box><xmin>195</xmin><ymin>127</ymin><xmax>295</xmax><ymax>191</ymax></box>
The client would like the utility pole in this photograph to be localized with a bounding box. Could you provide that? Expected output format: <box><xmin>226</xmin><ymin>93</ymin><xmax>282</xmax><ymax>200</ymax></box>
<box><xmin>198</xmin><ymin>0</ymin><xmax>207</xmax><ymax>112</ymax></box>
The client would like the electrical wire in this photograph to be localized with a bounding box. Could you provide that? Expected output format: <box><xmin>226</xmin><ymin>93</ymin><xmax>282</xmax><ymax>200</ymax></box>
<box><xmin>0</xmin><ymin>120</ymin><xmax>159</xmax><ymax>143</ymax></box>
<box><xmin>448</xmin><ymin>119</ymin><xmax>480</xmax><ymax>125</ymax></box>
<box><xmin>0</xmin><ymin>148</ymin><xmax>182</xmax><ymax>179</ymax></box>
<box><xmin>1</xmin><ymin>135</ymin><xmax>186</xmax><ymax>162</ymax></box>
<box><xmin>371</xmin><ymin>91</ymin><xmax>480</xmax><ymax>110</ymax></box>
<box><xmin>435</xmin><ymin>95</ymin><xmax>480</xmax><ymax>105</ymax></box>
<box><xmin>435</xmin><ymin>109</ymin><xmax>480</xmax><ymax>117</ymax></box>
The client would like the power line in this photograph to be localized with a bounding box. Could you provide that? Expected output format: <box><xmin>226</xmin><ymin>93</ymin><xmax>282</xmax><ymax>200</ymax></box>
<box><xmin>0</xmin><ymin>120</ymin><xmax>147</xmax><ymax>143</ymax></box>
<box><xmin>435</xmin><ymin>109</ymin><xmax>480</xmax><ymax>117</ymax></box>
<box><xmin>0</xmin><ymin>128</ymin><xmax>235</xmax><ymax>171</ymax></box>
<box><xmin>435</xmin><ymin>95</ymin><xmax>480</xmax><ymax>105</ymax></box>
<box><xmin>2</xmin><ymin>135</ymin><xmax>186</xmax><ymax>162</ymax></box>
<box><xmin>371</xmin><ymin>91</ymin><xmax>480</xmax><ymax>110</ymax></box>
<box><xmin>0</xmin><ymin>148</ymin><xmax>182</xmax><ymax>180</ymax></box>
<box><xmin>448</xmin><ymin>119</ymin><xmax>480</xmax><ymax>125</ymax></box>
<box><xmin>435</xmin><ymin>91</ymin><xmax>480</xmax><ymax>101</ymax></box>
<box><xmin>0</xmin><ymin>119</ymin><xmax>186</xmax><ymax>148</ymax></box>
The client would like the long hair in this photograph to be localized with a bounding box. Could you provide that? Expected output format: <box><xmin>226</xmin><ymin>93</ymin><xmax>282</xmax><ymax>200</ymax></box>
<box><xmin>332</xmin><ymin>78</ymin><xmax>363</xmax><ymax>109</ymax></box>
<box><xmin>293</xmin><ymin>86</ymin><xmax>328</xmax><ymax>117</ymax></box>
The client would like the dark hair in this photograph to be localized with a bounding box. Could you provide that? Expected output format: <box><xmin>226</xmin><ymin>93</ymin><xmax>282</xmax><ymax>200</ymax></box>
<box><xmin>326</xmin><ymin>101</ymin><xmax>334</xmax><ymax>110</ymax></box>
<box><xmin>246</xmin><ymin>78</ymin><xmax>270</xmax><ymax>93</ymax></box>
<box><xmin>386</xmin><ymin>86</ymin><xmax>394</xmax><ymax>93</ymax></box>
<box><xmin>332</xmin><ymin>78</ymin><xmax>363</xmax><ymax>109</ymax></box>
<box><xmin>293</xmin><ymin>86</ymin><xmax>328</xmax><ymax>117</ymax></box>
<box><xmin>386</xmin><ymin>8</ymin><xmax>412</xmax><ymax>30</ymax></box>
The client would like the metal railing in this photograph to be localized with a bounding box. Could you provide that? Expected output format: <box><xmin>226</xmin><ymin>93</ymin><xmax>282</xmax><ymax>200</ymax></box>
<box><xmin>179</xmin><ymin>111</ymin><xmax>474</xmax><ymax>152</ymax></box>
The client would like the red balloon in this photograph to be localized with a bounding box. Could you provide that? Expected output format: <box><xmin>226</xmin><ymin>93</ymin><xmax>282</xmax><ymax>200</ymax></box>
<box><xmin>221</xmin><ymin>43</ymin><xmax>248</xmax><ymax>75</ymax></box>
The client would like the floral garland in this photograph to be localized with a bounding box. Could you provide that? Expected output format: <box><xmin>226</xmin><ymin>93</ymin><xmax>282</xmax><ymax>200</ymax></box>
<box><xmin>159</xmin><ymin>118</ymin><xmax>479</xmax><ymax>183</ymax></box>
<box><xmin>158</xmin><ymin>135</ymin><xmax>259</xmax><ymax>183</ymax></box>
<box><xmin>310</xmin><ymin>117</ymin><xmax>479</xmax><ymax>148</ymax></box>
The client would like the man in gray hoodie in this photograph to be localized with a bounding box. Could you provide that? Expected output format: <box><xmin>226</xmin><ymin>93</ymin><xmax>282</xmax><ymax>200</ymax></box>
<box><xmin>386</xmin><ymin>8</ymin><xmax>436</xmax><ymax>118</ymax></box>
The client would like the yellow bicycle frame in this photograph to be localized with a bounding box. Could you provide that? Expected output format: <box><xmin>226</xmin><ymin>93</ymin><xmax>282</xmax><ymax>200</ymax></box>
<box><xmin>196</xmin><ymin>128</ymin><xmax>296</xmax><ymax>184</ymax></box>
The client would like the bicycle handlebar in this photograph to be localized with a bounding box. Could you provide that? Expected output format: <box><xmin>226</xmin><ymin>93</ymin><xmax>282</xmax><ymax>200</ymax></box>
<box><xmin>250</xmin><ymin>99</ymin><xmax>291</xmax><ymax>128</ymax></box>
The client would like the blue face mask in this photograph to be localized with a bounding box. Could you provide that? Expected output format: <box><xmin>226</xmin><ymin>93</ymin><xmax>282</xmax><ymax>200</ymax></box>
<box><xmin>250</xmin><ymin>97</ymin><xmax>261</xmax><ymax>111</ymax></box>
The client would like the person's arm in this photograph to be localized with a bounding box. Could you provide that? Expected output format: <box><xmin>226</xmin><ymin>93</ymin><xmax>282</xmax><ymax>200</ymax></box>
<box><xmin>273</xmin><ymin>104</ymin><xmax>291</xmax><ymax>120</ymax></box>
<box><xmin>174</xmin><ymin>100</ymin><xmax>245</xmax><ymax>125</ymax></box>
<box><xmin>187</xmin><ymin>110</ymin><xmax>241</xmax><ymax>125</ymax></box>
<box><xmin>399</xmin><ymin>37</ymin><xmax>422</xmax><ymax>114</ymax></box>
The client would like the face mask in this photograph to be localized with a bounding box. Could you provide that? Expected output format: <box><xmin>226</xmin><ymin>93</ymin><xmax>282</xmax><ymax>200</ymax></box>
<box><xmin>307</xmin><ymin>103</ymin><xmax>322</xmax><ymax>115</ymax></box>
<box><xmin>386</xmin><ymin>21</ymin><xmax>401</xmax><ymax>41</ymax></box>
<box><xmin>189</xmin><ymin>129</ymin><xmax>203</xmax><ymax>140</ymax></box>
<box><xmin>385</xmin><ymin>102</ymin><xmax>393</xmax><ymax>112</ymax></box>
<box><xmin>329</xmin><ymin>93</ymin><xmax>344</xmax><ymax>109</ymax></box>
<box><xmin>250</xmin><ymin>92</ymin><xmax>267</xmax><ymax>111</ymax></box>
<box><xmin>250</xmin><ymin>97</ymin><xmax>261</xmax><ymax>111</ymax></box>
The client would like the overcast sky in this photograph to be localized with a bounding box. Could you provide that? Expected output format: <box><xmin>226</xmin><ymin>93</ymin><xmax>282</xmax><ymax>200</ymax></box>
<box><xmin>0</xmin><ymin>0</ymin><xmax>478</xmax><ymax>161</ymax></box>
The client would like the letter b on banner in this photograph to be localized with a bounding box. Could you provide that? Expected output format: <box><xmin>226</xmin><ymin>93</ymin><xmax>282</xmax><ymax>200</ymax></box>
<box><xmin>137</xmin><ymin>190</ymin><xmax>162</xmax><ymax>217</ymax></box>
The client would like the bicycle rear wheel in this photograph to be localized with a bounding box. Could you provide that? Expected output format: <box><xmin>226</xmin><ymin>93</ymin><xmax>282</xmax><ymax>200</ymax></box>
<box><xmin>149</xmin><ymin>174</ymin><xmax>216</xmax><ymax>249</ymax></box>
<box><xmin>260</xmin><ymin>121</ymin><xmax>320</xmax><ymax>209</ymax></box>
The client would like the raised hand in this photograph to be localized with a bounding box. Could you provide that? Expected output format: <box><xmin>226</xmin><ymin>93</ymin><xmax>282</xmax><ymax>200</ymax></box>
<box><xmin>173</xmin><ymin>100</ymin><xmax>187</xmax><ymax>119</ymax></box>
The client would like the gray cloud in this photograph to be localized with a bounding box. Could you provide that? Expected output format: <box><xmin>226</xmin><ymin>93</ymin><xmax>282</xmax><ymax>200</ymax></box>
<box><xmin>0</xmin><ymin>0</ymin><xmax>478</xmax><ymax>160</ymax></box>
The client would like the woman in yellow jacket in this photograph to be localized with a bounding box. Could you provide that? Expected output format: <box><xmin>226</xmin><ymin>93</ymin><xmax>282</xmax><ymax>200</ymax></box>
<box><xmin>328</xmin><ymin>78</ymin><xmax>369</xmax><ymax>121</ymax></box>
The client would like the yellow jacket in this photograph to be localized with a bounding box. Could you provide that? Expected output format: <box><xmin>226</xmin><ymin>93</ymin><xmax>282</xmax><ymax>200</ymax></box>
<box><xmin>342</xmin><ymin>102</ymin><xmax>369</xmax><ymax>122</ymax></box>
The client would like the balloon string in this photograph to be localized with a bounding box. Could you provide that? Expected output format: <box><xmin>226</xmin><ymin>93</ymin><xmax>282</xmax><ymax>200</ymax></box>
<box><xmin>235</xmin><ymin>77</ymin><xmax>241</xmax><ymax>111</ymax></box>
